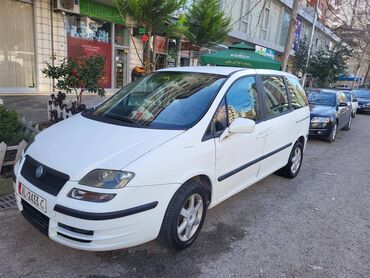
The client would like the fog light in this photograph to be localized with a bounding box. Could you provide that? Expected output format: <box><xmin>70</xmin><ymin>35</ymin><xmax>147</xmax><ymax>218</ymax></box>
<box><xmin>68</xmin><ymin>188</ymin><xmax>116</xmax><ymax>202</ymax></box>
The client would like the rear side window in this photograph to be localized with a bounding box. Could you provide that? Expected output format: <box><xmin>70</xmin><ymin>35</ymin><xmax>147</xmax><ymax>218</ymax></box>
<box><xmin>286</xmin><ymin>76</ymin><xmax>308</xmax><ymax>109</ymax></box>
<box><xmin>262</xmin><ymin>76</ymin><xmax>289</xmax><ymax>117</ymax></box>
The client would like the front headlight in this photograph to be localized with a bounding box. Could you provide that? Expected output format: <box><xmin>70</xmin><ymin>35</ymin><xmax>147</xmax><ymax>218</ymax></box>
<box><xmin>311</xmin><ymin>116</ymin><xmax>331</xmax><ymax>123</ymax></box>
<box><xmin>79</xmin><ymin>169</ymin><xmax>135</xmax><ymax>189</ymax></box>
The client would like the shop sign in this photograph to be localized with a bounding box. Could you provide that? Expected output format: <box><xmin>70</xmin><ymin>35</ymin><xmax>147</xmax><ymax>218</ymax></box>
<box><xmin>67</xmin><ymin>37</ymin><xmax>112</xmax><ymax>88</ymax></box>
<box><xmin>80</xmin><ymin>0</ymin><xmax>124</xmax><ymax>25</ymax></box>
<box><xmin>139</xmin><ymin>27</ymin><xmax>146</xmax><ymax>35</ymax></box>
<box><xmin>181</xmin><ymin>41</ymin><xmax>200</xmax><ymax>52</ymax></box>
<box><xmin>155</xmin><ymin>36</ymin><xmax>168</xmax><ymax>54</ymax></box>
<box><xmin>293</xmin><ymin>18</ymin><xmax>302</xmax><ymax>51</ymax></box>
<box><xmin>255</xmin><ymin>45</ymin><xmax>275</xmax><ymax>60</ymax></box>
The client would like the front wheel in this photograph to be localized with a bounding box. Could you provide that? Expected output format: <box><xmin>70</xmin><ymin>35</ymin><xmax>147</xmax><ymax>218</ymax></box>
<box><xmin>325</xmin><ymin>122</ymin><xmax>337</xmax><ymax>143</ymax></box>
<box><xmin>276</xmin><ymin>141</ymin><xmax>303</xmax><ymax>179</ymax></box>
<box><xmin>343</xmin><ymin>115</ymin><xmax>352</xmax><ymax>131</ymax></box>
<box><xmin>158</xmin><ymin>181</ymin><xmax>207</xmax><ymax>250</ymax></box>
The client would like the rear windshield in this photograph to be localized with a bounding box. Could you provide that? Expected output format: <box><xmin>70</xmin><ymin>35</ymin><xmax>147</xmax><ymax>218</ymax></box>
<box><xmin>86</xmin><ymin>72</ymin><xmax>226</xmax><ymax>129</ymax></box>
<box><xmin>307</xmin><ymin>92</ymin><xmax>336</xmax><ymax>106</ymax></box>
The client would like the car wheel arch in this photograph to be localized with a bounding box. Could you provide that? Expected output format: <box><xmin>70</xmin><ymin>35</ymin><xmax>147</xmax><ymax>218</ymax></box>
<box><xmin>186</xmin><ymin>175</ymin><xmax>212</xmax><ymax>206</ymax></box>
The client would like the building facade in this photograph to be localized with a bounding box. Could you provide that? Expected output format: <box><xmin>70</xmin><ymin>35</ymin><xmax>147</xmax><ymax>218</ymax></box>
<box><xmin>0</xmin><ymin>0</ymin><xmax>144</xmax><ymax>95</ymax></box>
<box><xmin>221</xmin><ymin>0</ymin><xmax>340</xmax><ymax>69</ymax></box>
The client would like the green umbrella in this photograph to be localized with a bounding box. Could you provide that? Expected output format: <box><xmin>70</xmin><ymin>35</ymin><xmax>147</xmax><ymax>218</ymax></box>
<box><xmin>200</xmin><ymin>43</ymin><xmax>281</xmax><ymax>70</ymax></box>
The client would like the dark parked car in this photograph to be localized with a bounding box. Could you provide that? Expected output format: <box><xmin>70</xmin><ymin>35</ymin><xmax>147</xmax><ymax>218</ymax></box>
<box><xmin>351</xmin><ymin>89</ymin><xmax>370</xmax><ymax>113</ymax></box>
<box><xmin>307</xmin><ymin>89</ymin><xmax>352</xmax><ymax>142</ymax></box>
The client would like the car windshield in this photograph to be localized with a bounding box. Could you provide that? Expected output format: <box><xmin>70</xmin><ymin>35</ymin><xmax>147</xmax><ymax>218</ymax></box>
<box><xmin>352</xmin><ymin>90</ymin><xmax>370</xmax><ymax>98</ymax></box>
<box><xmin>88</xmin><ymin>72</ymin><xmax>226</xmax><ymax>129</ymax></box>
<box><xmin>307</xmin><ymin>92</ymin><xmax>336</xmax><ymax>106</ymax></box>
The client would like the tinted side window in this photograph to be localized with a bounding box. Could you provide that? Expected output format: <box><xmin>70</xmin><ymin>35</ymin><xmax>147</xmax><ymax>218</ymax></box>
<box><xmin>286</xmin><ymin>76</ymin><xmax>308</xmax><ymax>109</ymax></box>
<box><xmin>225</xmin><ymin>77</ymin><xmax>259</xmax><ymax>123</ymax></box>
<box><xmin>262</xmin><ymin>76</ymin><xmax>289</xmax><ymax>117</ymax></box>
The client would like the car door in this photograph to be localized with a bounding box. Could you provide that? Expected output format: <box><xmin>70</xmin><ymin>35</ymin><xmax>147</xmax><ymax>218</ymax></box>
<box><xmin>337</xmin><ymin>92</ymin><xmax>351</xmax><ymax>128</ymax></box>
<box><xmin>212</xmin><ymin>76</ymin><xmax>266</xmax><ymax>203</ymax></box>
<box><xmin>258</xmin><ymin>75</ymin><xmax>297</xmax><ymax>177</ymax></box>
<box><xmin>285</xmin><ymin>76</ymin><xmax>310</xmax><ymax>142</ymax></box>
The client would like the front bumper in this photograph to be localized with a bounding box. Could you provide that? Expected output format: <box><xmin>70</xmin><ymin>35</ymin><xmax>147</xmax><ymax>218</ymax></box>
<box><xmin>309</xmin><ymin>122</ymin><xmax>333</xmax><ymax>137</ymax></box>
<box><xmin>357</xmin><ymin>105</ymin><xmax>370</xmax><ymax>113</ymax></box>
<box><xmin>14</xmin><ymin>163</ymin><xmax>179</xmax><ymax>251</ymax></box>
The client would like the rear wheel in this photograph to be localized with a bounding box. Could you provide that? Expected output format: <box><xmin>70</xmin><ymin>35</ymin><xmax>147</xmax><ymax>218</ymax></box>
<box><xmin>158</xmin><ymin>181</ymin><xmax>207</xmax><ymax>250</ymax></box>
<box><xmin>276</xmin><ymin>141</ymin><xmax>303</xmax><ymax>179</ymax></box>
<box><xmin>325</xmin><ymin>122</ymin><xmax>337</xmax><ymax>143</ymax></box>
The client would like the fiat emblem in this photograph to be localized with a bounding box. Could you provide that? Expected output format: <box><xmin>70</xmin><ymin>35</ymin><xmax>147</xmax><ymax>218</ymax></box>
<box><xmin>35</xmin><ymin>165</ymin><xmax>44</xmax><ymax>178</ymax></box>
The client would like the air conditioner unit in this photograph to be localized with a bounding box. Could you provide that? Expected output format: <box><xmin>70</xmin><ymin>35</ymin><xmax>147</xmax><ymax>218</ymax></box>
<box><xmin>54</xmin><ymin>0</ymin><xmax>80</xmax><ymax>14</ymax></box>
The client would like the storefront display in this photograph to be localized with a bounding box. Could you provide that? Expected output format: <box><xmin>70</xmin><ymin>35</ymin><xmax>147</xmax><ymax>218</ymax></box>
<box><xmin>67</xmin><ymin>16</ymin><xmax>112</xmax><ymax>87</ymax></box>
<box><xmin>0</xmin><ymin>0</ymin><xmax>36</xmax><ymax>89</ymax></box>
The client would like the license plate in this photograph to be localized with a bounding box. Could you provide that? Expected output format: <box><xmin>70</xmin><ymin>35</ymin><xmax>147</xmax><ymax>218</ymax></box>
<box><xmin>20</xmin><ymin>183</ymin><xmax>47</xmax><ymax>213</ymax></box>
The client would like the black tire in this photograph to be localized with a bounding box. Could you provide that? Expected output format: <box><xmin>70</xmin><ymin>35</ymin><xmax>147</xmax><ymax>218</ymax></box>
<box><xmin>343</xmin><ymin>115</ymin><xmax>352</xmax><ymax>130</ymax></box>
<box><xmin>158</xmin><ymin>181</ymin><xmax>207</xmax><ymax>250</ymax></box>
<box><xmin>276</xmin><ymin>141</ymin><xmax>304</xmax><ymax>179</ymax></box>
<box><xmin>325</xmin><ymin>122</ymin><xmax>337</xmax><ymax>143</ymax></box>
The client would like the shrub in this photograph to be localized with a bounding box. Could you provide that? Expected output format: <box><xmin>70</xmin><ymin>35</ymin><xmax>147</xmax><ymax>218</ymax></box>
<box><xmin>42</xmin><ymin>55</ymin><xmax>106</xmax><ymax>106</ymax></box>
<box><xmin>48</xmin><ymin>91</ymin><xmax>86</xmax><ymax>124</ymax></box>
<box><xmin>0</xmin><ymin>106</ymin><xmax>31</xmax><ymax>145</ymax></box>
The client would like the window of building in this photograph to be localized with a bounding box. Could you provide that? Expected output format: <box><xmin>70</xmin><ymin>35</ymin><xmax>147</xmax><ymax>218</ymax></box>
<box><xmin>226</xmin><ymin>77</ymin><xmax>259</xmax><ymax>123</ymax></box>
<box><xmin>279</xmin><ymin>10</ymin><xmax>290</xmax><ymax>46</ymax></box>
<box><xmin>115</xmin><ymin>24</ymin><xmax>129</xmax><ymax>46</ymax></box>
<box><xmin>261</xmin><ymin>1</ymin><xmax>271</xmax><ymax>40</ymax></box>
<box><xmin>66</xmin><ymin>15</ymin><xmax>113</xmax><ymax>88</ymax></box>
<box><xmin>286</xmin><ymin>77</ymin><xmax>308</xmax><ymax>109</ymax></box>
<box><xmin>262</xmin><ymin>76</ymin><xmax>289</xmax><ymax>116</ymax></box>
<box><xmin>67</xmin><ymin>16</ymin><xmax>112</xmax><ymax>43</ymax></box>
<box><xmin>0</xmin><ymin>0</ymin><xmax>36</xmax><ymax>88</ymax></box>
<box><xmin>240</xmin><ymin>0</ymin><xmax>251</xmax><ymax>33</ymax></box>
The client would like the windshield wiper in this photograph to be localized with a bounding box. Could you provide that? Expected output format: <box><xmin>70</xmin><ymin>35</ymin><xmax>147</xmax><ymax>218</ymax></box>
<box><xmin>104</xmin><ymin>114</ymin><xmax>142</xmax><ymax>126</ymax></box>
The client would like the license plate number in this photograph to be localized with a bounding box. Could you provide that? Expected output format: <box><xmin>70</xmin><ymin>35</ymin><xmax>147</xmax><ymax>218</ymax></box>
<box><xmin>20</xmin><ymin>184</ymin><xmax>47</xmax><ymax>213</ymax></box>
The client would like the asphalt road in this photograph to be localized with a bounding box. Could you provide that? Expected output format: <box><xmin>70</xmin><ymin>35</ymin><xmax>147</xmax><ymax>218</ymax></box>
<box><xmin>1</xmin><ymin>114</ymin><xmax>370</xmax><ymax>278</ymax></box>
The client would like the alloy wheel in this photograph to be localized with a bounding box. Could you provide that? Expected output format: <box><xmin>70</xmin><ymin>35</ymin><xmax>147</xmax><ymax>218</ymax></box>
<box><xmin>290</xmin><ymin>147</ymin><xmax>302</xmax><ymax>174</ymax></box>
<box><xmin>177</xmin><ymin>193</ymin><xmax>204</xmax><ymax>241</ymax></box>
<box><xmin>332</xmin><ymin>124</ymin><xmax>337</xmax><ymax>141</ymax></box>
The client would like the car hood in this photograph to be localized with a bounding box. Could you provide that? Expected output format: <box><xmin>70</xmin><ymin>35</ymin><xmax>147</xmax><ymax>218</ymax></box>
<box><xmin>26</xmin><ymin>114</ymin><xmax>184</xmax><ymax>181</ymax></box>
<box><xmin>309</xmin><ymin>104</ymin><xmax>336</xmax><ymax>117</ymax></box>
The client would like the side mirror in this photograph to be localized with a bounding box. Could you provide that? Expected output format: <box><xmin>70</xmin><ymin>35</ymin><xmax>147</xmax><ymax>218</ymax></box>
<box><xmin>220</xmin><ymin>118</ymin><xmax>256</xmax><ymax>142</ymax></box>
<box><xmin>338</xmin><ymin>102</ymin><xmax>348</xmax><ymax>107</ymax></box>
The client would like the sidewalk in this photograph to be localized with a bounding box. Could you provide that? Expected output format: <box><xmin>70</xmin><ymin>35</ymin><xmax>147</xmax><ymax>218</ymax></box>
<box><xmin>0</xmin><ymin>94</ymin><xmax>110</xmax><ymax>124</ymax></box>
<box><xmin>0</xmin><ymin>178</ymin><xmax>13</xmax><ymax>197</ymax></box>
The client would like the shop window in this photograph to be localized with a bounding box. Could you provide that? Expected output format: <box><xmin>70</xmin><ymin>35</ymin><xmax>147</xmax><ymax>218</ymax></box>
<box><xmin>0</xmin><ymin>0</ymin><xmax>36</xmax><ymax>88</ymax></box>
<box><xmin>67</xmin><ymin>15</ymin><xmax>111</xmax><ymax>43</ymax></box>
<box><xmin>66</xmin><ymin>15</ymin><xmax>112</xmax><ymax>88</ymax></box>
<box><xmin>115</xmin><ymin>25</ymin><xmax>129</xmax><ymax>46</ymax></box>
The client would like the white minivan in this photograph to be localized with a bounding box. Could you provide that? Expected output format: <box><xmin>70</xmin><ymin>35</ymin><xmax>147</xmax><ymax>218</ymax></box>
<box><xmin>13</xmin><ymin>67</ymin><xmax>309</xmax><ymax>251</ymax></box>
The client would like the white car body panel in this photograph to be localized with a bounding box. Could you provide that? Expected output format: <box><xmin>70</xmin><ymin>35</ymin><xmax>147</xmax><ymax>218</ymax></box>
<box><xmin>28</xmin><ymin>114</ymin><xmax>184</xmax><ymax>181</ymax></box>
<box><xmin>14</xmin><ymin>66</ymin><xmax>309</xmax><ymax>251</ymax></box>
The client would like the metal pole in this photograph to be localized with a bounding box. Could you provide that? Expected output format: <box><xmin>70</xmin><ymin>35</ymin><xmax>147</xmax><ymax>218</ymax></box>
<box><xmin>302</xmin><ymin>0</ymin><xmax>319</xmax><ymax>87</ymax></box>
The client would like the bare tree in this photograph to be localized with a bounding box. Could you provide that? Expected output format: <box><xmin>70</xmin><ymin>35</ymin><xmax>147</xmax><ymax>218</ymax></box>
<box><xmin>281</xmin><ymin>0</ymin><xmax>300</xmax><ymax>71</ymax></box>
